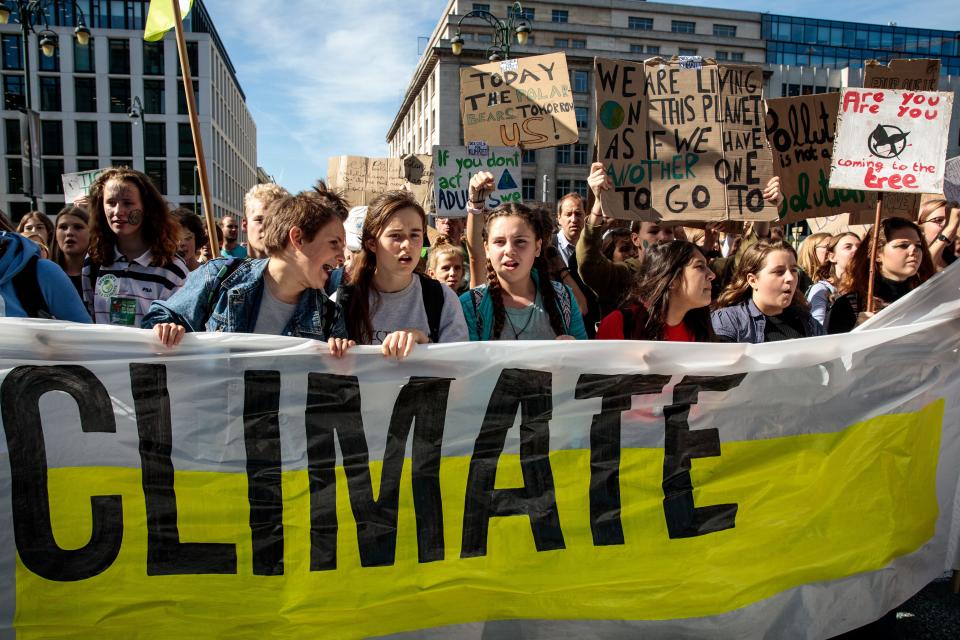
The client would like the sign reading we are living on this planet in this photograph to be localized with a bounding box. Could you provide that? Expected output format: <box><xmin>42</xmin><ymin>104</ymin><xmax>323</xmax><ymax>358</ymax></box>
<box><xmin>830</xmin><ymin>88</ymin><xmax>954</xmax><ymax>194</ymax></box>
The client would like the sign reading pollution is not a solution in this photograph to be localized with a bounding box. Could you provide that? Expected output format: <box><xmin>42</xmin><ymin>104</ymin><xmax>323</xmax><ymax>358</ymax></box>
<box><xmin>594</xmin><ymin>57</ymin><xmax>777</xmax><ymax>223</ymax></box>
<box><xmin>432</xmin><ymin>145</ymin><xmax>522</xmax><ymax>216</ymax></box>
<box><xmin>460</xmin><ymin>52</ymin><xmax>579</xmax><ymax>150</ymax></box>
<box><xmin>829</xmin><ymin>88</ymin><xmax>954</xmax><ymax>194</ymax></box>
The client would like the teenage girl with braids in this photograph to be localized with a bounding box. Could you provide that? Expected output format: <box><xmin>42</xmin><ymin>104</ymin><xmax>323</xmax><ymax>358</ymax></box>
<box><xmin>459</xmin><ymin>202</ymin><xmax>587</xmax><ymax>341</ymax></box>
<box><xmin>329</xmin><ymin>190</ymin><xmax>468</xmax><ymax>360</ymax></box>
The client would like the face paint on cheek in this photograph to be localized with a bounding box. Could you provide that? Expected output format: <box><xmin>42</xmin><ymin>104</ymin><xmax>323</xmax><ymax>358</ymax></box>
<box><xmin>127</xmin><ymin>209</ymin><xmax>143</xmax><ymax>225</ymax></box>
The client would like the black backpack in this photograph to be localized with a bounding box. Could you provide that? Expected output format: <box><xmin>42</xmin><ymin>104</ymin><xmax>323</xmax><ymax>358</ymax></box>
<box><xmin>11</xmin><ymin>255</ymin><xmax>51</xmax><ymax>319</ymax></box>
<box><xmin>337</xmin><ymin>272</ymin><xmax>446</xmax><ymax>343</ymax></box>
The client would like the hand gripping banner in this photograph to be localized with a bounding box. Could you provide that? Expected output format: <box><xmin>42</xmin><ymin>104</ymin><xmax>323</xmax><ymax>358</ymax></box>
<box><xmin>2</xmin><ymin>265</ymin><xmax>959</xmax><ymax>639</ymax></box>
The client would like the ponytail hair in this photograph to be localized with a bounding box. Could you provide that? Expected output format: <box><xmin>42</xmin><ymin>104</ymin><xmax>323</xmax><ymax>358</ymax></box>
<box><xmin>483</xmin><ymin>203</ymin><xmax>565</xmax><ymax>338</ymax></box>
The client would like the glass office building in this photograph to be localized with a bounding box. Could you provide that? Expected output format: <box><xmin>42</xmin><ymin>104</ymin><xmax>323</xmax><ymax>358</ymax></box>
<box><xmin>763</xmin><ymin>15</ymin><xmax>960</xmax><ymax>76</ymax></box>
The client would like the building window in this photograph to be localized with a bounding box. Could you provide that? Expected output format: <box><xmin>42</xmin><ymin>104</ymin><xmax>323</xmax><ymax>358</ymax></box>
<box><xmin>145</xmin><ymin>159</ymin><xmax>166</xmax><ymax>193</ymax></box>
<box><xmin>556</xmin><ymin>145</ymin><xmax>571</xmax><ymax>164</ymax></box>
<box><xmin>176</xmin><ymin>41</ymin><xmax>199</xmax><ymax>76</ymax></box>
<box><xmin>42</xmin><ymin>159</ymin><xmax>64</xmax><ymax>194</ymax></box>
<box><xmin>6</xmin><ymin>118</ymin><xmax>21</xmax><ymax>155</ymax></box>
<box><xmin>2</xmin><ymin>34</ymin><xmax>22</xmax><ymax>70</ymax></box>
<box><xmin>555</xmin><ymin>179</ymin><xmax>571</xmax><ymax>201</ymax></box>
<box><xmin>8</xmin><ymin>158</ymin><xmax>24</xmax><ymax>194</ymax></box>
<box><xmin>628</xmin><ymin>17</ymin><xmax>653</xmax><ymax>31</ymax></box>
<box><xmin>179</xmin><ymin>161</ymin><xmax>197</xmax><ymax>195</ymax></box>
<box><xmin>554</xmin><ymin>38</ymin><xmax>568</xmax><ymax>49</ymax></box>
<box><xmin>77</xmin><ymin>158</ymin><xmax>99</xmax><ymax>172</ymax></box>
<box><xmin>477</xmin><ymin>33</ymin><xmax>493</xmax><ymax>44</ymax></box>
<box><xmin>111</xmin><ymin>121</ymin><xmax>132</xmax><ymax>157</ymax></box>
<box><xmin>571</xmin><ymin>39</ymin><xmax>586</xmax><ymax>49</ymax></box>
<box><xmin>39</xmin><ymin>76</ymin><xmax>60</xmax><ymax>111</ymax></box>
<box><xmin>679</xmin><ymin>48</ymin><xmax>698</xmax><ymax>56</ymax></box>
<box><xmin>630</xmin><ymin>44</ymin><xmax>644</xmax><ymax>54</ymax></box>
<box><xmin>507</xmin><ymin>6</ymin><xmax>534</xmax><ymax>20</ymax></box>
<box><xmin>716</xmin><ymin>51</ymin><xmax>729</xmax><ymax>61</ymax></box>
<box><xmin>41</xmin><ymin>120</ymin><xmax>62</xmax><ymax>155</ymax></box>
<box><xmin>111</xmin><ymin>158</ymin><xmax>132</xmax><ymax>169</ymax></box>
<box><xmin>522</xmin><ymin>149</ymin><xmax>536</xmax><ymax>164</ymax></box>
<box><xmin>672</xmin><ymin>21</ymin><xmax>696</xmax><ymax>34</ymax></box>
<box><xmin>472</xmin><ymin>3</ymin><xmax>489</xmax><ymax>11</ymax></box>
<box><xmin>178</xmin><ymin>123</ymin><xmax>193</xmax><ymax>157</ymax></box>
<box><xmin>74</xmin><ymin>37</ymin><xmax>95</xmax><ymax>73</ymax></box>
<box><xmin>573</xmin><ymin>70</ymin><xmax>589</xmax><ymax>93</ymax></box>
<box><xmin>76</xmin><ymin>121</ymin><xmax>98</xmax><ymax>156</ymax></box>
<box><xmin>573</xmin><ymin>180</ymin><xmax>588</xmax><ymax>198</ymax></box>
<box><xmin>647</xmin><ymin>45</ymin><xmax>661</xmax><ymax>54</ymax></box>
<box><xmin>3</xmin><ymin>74</ymin><xmax>25</xmax><ymax>110</ymax></box>
<box><xmin>143</xmin><ymin>122</ymin><xmax>165</xmax><ymax>157</ymax></box>
<box><xmin>177</xmin><ymin>80</ymin><xmax>199</xmax><ymax>114</ymax></box>
<box><xmin>108</xmin><ymin>39</ymin><xmax>130</xmax><ymax>74</ymax></box>
<box><xmin>143</xmin><ymin>41</ymin><xmax>164</xmax><ymax>75</ymax></box>
<box><xmin>74</xmin><ymin>77</ymin><xmax>96</xmax><ymax>111</ymax></box>
<box><xmin>109</xmin><ymin>78</ymin><xmax>130</xmax><ymax>113</ymax></box>
<box><xmin>713</xmin><ymin>24</ymin><xmax>737</xmax><ymax>38</ymax></box>
<box><xmin>522</xmin><ymin>178</ymin><xmax>536</xmax><ymax>201</ymax></box>
<box><xmin>552</xmin><ymin>10</ymin><xmax>568</xmax><ymax>23</ymax></box>
<box><xmin>731</xmin><ymin>51</ymin><xmax>744</xmax><ymax>61</ymax></box>
<box><xmin>573</xmin><ymin>143</ymin><xmax>588</xmax><ymax>165</ymax></box>
<box><xmin>575</xmin><ymin>107</ymin><xmax>588</xmax><ymax>129</ymax></box>
<box><xmin>144</xmin><ymin>79</ymin><xmax>165</xmax><ymax>114</ymax></box>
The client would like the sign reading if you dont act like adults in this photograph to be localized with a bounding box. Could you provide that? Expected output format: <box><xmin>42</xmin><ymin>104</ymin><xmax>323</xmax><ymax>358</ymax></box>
<box><xmin>830</xmin><ymin>88</ymin><xmax>954</xmax><ymax>194</ymax></box>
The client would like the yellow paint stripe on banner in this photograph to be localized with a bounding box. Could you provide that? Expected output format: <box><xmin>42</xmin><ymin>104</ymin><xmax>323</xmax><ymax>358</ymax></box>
<box><xmin>15</xmin><ymin>401</ymin><xmax>942</xmax><ymax>639</ymax></box>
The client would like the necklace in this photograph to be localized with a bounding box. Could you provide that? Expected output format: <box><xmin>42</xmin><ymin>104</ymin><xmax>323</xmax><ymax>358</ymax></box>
<box><xmin>504</xmin><ymin>297</ymin><xmax>538</xmax><ymax>339</ymax></box>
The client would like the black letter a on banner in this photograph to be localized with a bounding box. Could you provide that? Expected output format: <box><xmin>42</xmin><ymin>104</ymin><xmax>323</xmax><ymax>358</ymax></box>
<box><xmin>461</xmin><ymin>368</ymin><xmax>564</xmax><ymax>558</ymax></box>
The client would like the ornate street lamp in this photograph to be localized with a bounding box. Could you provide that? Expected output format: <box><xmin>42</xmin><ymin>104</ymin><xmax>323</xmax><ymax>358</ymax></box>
<box><xmin>128</xmin><ymin>96</ymin><xmax>145</xmax><ymax>121</ymax></box>
<box><xmin>0</xmin><ymin>1</ymin><xmax>91</xmax><ymax>207</ymax></box>
<box><xmin>450</xmin><ymin>1</ymin><xmax>532</xmax><ymax>62</ymax></box>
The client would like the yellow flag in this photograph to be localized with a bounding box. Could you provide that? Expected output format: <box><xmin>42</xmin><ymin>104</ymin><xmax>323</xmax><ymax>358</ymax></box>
<box><xmin>144</xmin><ymin>0</ymin><xmax>194</xmax><ymax>42</ymax></box>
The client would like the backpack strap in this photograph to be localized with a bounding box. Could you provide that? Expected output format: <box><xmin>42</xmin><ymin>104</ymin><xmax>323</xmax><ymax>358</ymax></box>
<box><xmin>471</xmin><ymin>286</ymin><xmax>485</xmax><ymax>337</ymax></box>
<box><xmin>336</xmin><ymin>283</ymin><xmax>355</xmax><ymax>340</ymax></box>
<box><xmin>619</xmin><ymin>305</ymin><xmax>635</xmax><ymax>340</ymax></box>
<box><xmin>417</xmin><ymin>273</ymin><xmax>445</xmax><ymax>343</ymax></box>
<box><xmin>11</xmin><ymin>255</ymin><xmax>50</xmax><ymax>318</ymax></box>
<box><xmin>552</xmin><ymin>280</ymin><xmax>573</xmax><ymax>333</ymax></box>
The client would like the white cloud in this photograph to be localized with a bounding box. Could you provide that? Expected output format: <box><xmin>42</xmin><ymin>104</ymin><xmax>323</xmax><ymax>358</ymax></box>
<box><xmin>206</xmin><ymin>0</ymin><xmax>445</xmax><ymax>191</ymax></box>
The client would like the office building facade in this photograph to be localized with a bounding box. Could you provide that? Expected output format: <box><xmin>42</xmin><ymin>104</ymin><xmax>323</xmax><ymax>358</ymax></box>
<box><xmin>0</xmin><ymin>0</ymin><xmax>256</xmax><ymax>222</ymax></box>
<box><xmin>387</xmin><ymin>1</ymin><xmax>959</xmax><ymax>208</ymax></box>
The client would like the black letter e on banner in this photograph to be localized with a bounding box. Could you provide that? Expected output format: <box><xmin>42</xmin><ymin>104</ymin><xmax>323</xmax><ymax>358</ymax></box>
<box><xmin>662</xmin><ymin>374</ymin><xmax>745</xmax><ymax>538</ymax></box>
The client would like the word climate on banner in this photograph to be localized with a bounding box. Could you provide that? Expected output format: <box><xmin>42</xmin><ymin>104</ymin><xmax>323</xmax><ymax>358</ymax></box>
<box><xmin>830</xmin><ymin>89</ymin><xmax>954</xmax><ymax>194</ymax></box>
<box><xmin>594</xmin><ymin>56</ymin><xmax>777</xmax><ymax>223</ymax></box>
<box><xmin>433</xmin><ymin>145</ymin><xmax>522</xmax><ymax>215</ymax></box>
<box><xmin>460</xmin><ymin>52</ymin><xmax>578</xmax><ymax>150</ymax></box>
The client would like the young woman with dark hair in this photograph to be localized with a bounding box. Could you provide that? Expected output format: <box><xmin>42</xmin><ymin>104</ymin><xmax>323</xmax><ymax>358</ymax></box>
<box><xmin>712</xmin><ymin>240</ymin><xmax>824</xmax><ymax>343</ymax></box>
<box><xmin>172</xmin><ymin>208</ymin><xmax>207</xmax><ymax>272</ymax></box>
<box><xmin>51</xmin><ymin>205</ymin><xmax>90</xmax><ymax>297</ymax></box>
<box><xmin>331</xmin><ymin>190</ymin><xmax>468</xmax><ymax>359</ymax></box>
<box><xmin>82</xmin><ymin>167</ymin><xmax>187</xmax><ymax>326</ymax></box>
<box><xmin>806</xmin><ymin>231</ymin><xmax>860</xmax><ymax>325</ymax></box>
<box><xmin>596</xmin><ymin>241</ymin><xmax>715</xmax><ymax>341</ymax></box>
<box><xmin>459</xmin><ymin>202</ymin><xmax>586</xmax><ymax>341</ymax></box>
<box><xmin>827</xmin><ymin>218</ymin><xmax>935</xmax><ymax>334</ymax></box>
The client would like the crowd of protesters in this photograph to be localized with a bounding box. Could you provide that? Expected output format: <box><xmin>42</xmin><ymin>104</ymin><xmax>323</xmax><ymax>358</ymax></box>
<box><xmin>0</xmin><ymin>162</ymin><xmax>956</xmax><ymax>358</ymax></box>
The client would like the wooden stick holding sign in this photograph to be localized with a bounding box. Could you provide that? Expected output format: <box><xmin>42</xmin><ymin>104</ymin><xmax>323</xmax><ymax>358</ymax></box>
<box><xmin>866</xmin><ymin>193</ymin><xmax>883</xmax><ymax>313</ymax></box>
<box><xmin>171</xmin><ymin>0</ymin><xmax>217</xmax><ymax>257</ymax></box>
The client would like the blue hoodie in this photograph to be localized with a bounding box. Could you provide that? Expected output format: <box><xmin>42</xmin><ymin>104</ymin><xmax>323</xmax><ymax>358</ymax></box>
<box><xmin>0</xmin><ymin>231</ymin><xmax>91</xmax><ymax>322</ymax></box>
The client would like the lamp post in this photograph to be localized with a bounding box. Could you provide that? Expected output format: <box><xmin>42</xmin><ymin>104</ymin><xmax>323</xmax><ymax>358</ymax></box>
<box><xmin>128</xmin><ymin>96</ymin><xmax>144</xmax><ymax>121</ymax></box>
<box><xmin>0</xmin><ymin>1</ymin><xmax>90</xmax><ymax>209</ymax></box>
<box><xmin>450</xmin><ymin>1</ymin><xmax>532</xmax><ymax>62</ymax></box>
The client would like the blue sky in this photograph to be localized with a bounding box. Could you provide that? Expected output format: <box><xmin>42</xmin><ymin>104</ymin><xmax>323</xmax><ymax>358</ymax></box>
<box><xmin>203</xmin><ymin>0</ymin><xmax>958</xmax><ymax>194</ymax></box>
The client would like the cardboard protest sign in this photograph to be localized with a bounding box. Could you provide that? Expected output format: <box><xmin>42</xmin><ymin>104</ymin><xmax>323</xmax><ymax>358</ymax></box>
<box><xmin>460</xmin><ymin>52</ymin><xmax>578</xmax><ymax>150</ymax></box>
<box><xmin>765</xmin><ymin>93</ymin><xmax>873</xmax><ymax>223</ymax></box>
<box><xmin>943</xmin><ymin>156</ymin><xmax>960</xmax><ymax>204</ymax></box>
<box><xmin>61</xmin><ymin>168</ymin><xmax>107</xmax><ymax>203</ymax></box>
<box><xmin>594</xmin><ymin>57</ymin><xmax>777</xmax><ymax>223</ymax></box>
<box><xmin>327</xmin><ymin>155</ymin><xmax>433</xmax><ymax>208</ymax></box>
<box><xmin>863</xmin><ymin>58</ymin><xmax>940</xmax><ymax>91</ymax></box>
<box><xmin>806</xmin><ymin>213</ymin><xmax>871</xmax><ymax>238</ymax></box>
<box><xmin>432</xmin><ymin>145</ymin><xmax>522</xmax><ymax>216</ymax></box>
<box><xmin>830</xmin><ymin>89</ymin><xmax>954</xmax><ymax>195</ymax></box>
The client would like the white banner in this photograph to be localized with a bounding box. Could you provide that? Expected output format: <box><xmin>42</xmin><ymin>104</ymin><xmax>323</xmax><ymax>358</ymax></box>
<box><xmin>1</xmin><ymin>264</ymin><xmax>959</xmax><ymax>639</ymax></box>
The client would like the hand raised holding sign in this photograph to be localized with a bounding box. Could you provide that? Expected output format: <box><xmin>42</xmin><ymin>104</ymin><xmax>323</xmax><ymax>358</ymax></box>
<box><xmin>588</xmin><ymin>162</ymin><xmax>612</xmax><ymax>197</ymax></box>
<box><xmin>468</xmin><ymin>171</ymin><xmax>496</xmax><ymax>208</ymax></box>
<box><xmin>762</xmin><ymin>176</ymin><xmax>784</xmax><ymax>208</ymax></box>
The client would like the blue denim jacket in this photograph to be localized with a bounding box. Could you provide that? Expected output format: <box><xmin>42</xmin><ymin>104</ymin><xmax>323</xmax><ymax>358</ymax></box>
<box><xmin>142</xmin><ymin>258</ymin><xmax>347</xmax><ymax>340</ymax></box>
<box><xmin>711</xmin><ymin>299</ymin><xmax>825</xmax><ymax>344</ymax></box>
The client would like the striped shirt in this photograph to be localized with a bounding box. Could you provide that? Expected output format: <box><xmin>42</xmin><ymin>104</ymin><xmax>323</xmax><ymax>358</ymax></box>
<box><xmin>82</xmin><ymin>248</ymin><xmax>187</xmax><ymax>326</ymax></box>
